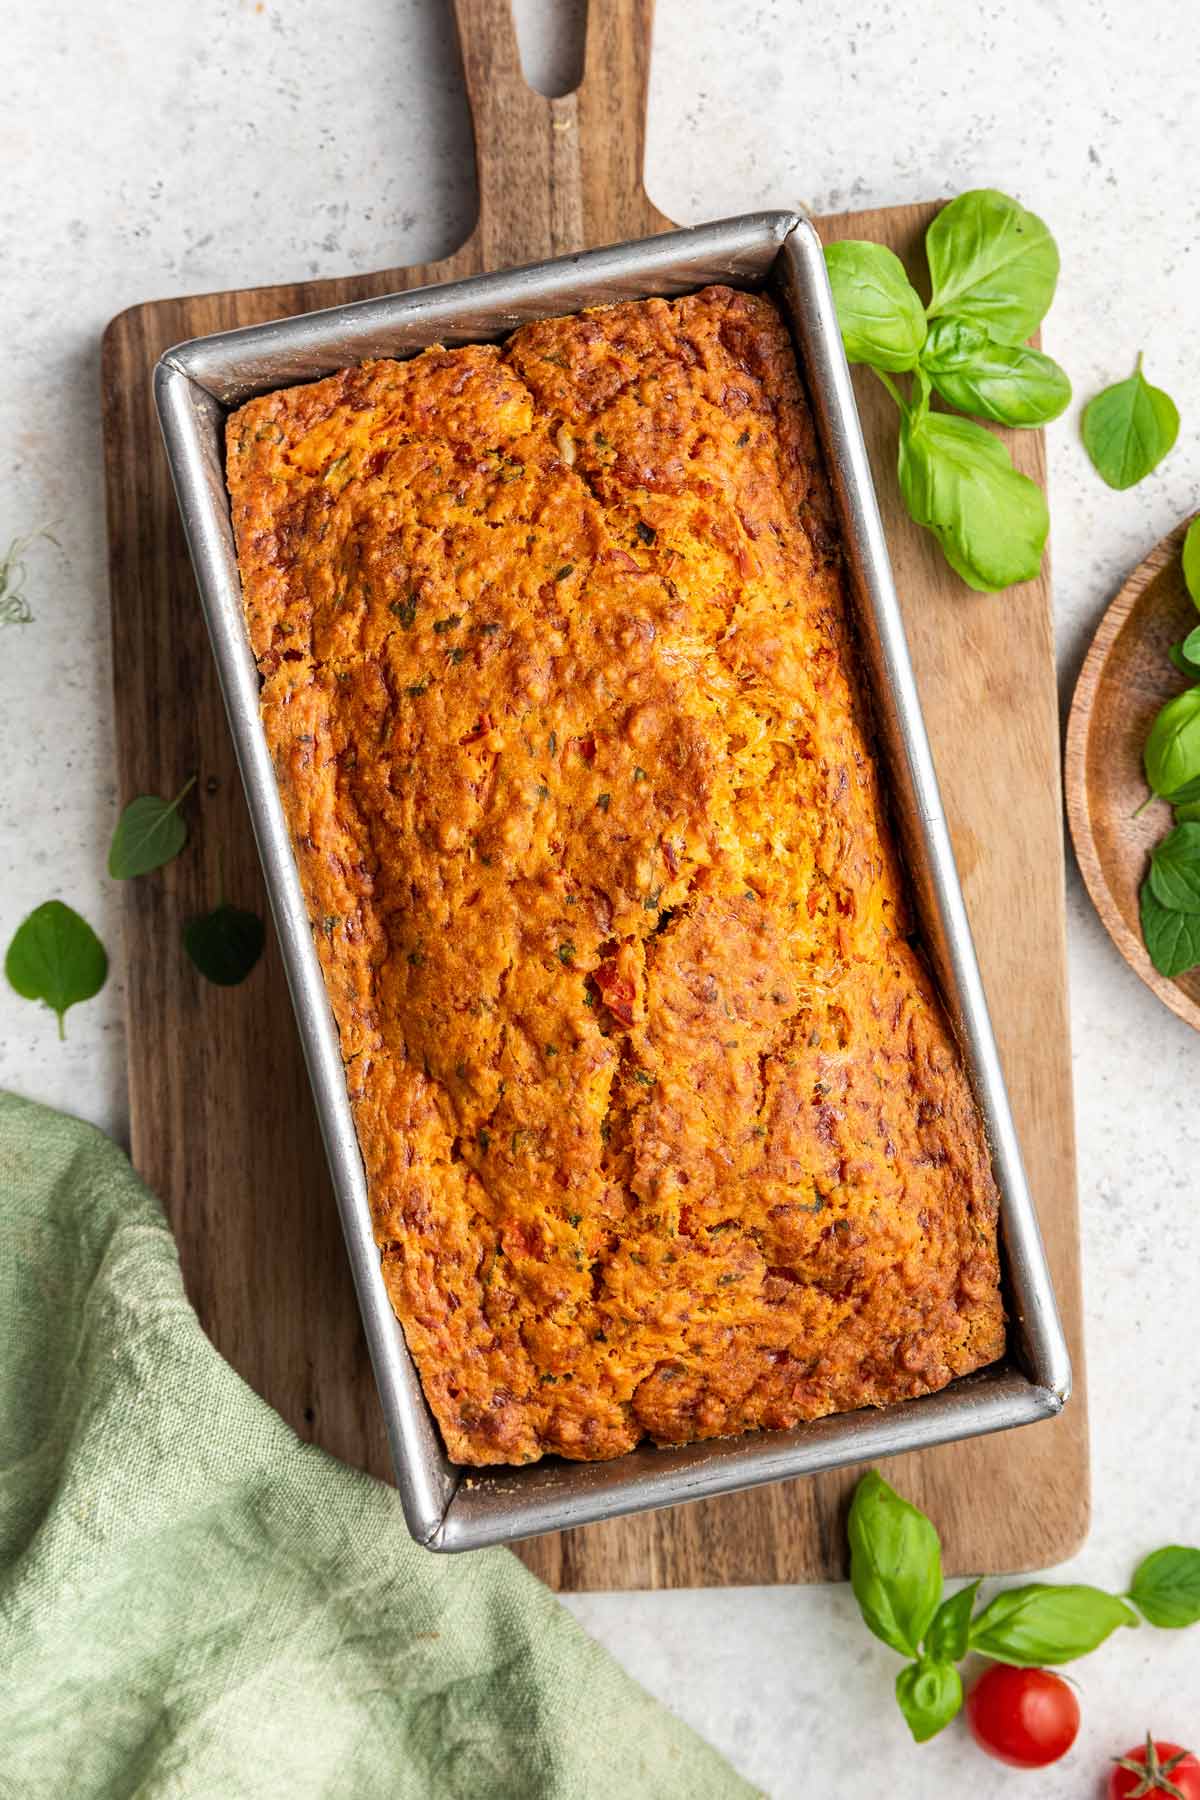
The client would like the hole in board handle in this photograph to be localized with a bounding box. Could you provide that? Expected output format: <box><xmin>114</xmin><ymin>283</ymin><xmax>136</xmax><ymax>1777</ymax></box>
<box><xmin>510</xmin><ymin>0</ymin><xmax>588</xmax><ymax>98</ymax></box>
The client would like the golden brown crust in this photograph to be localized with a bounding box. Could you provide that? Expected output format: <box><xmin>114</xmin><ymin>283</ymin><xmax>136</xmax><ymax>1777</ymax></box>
<box><xmin>226</xmin><ymin>287</ymin><xmax>1004</xmax><ymax>1466</ymax></box>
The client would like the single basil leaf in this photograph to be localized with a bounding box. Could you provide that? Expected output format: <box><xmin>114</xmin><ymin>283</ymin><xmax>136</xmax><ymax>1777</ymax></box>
<box><xmin>1175</xmin><ymin>799</ymin><xmax>1200</xmax><ymax>824</ymax></box>
<box><xmin>108</xmin><ymin>777</ymin><xmax>196</xmax><ymax>880</ymax></box>
<box><xmin>1129</xmin><ymin>1545</ymin><xmax>1200</xmax><ymax>1628</ymax></box>
<box><xmin>5</xmin><ymin>900</ymin><xmax>108</xmax><ymax>1039</ymax></box>
<box><xmin>824</xmin><ymin>241</ymin><xmax>928</xmax><ymax>372</ymax></box>
<box><xmin>1168</xmin><ymin>640</ymin><xmax>1200</xmax><ymax>681</ymax></box>
<box><xmin>921</xmin><ymin>317</ymin><xmax>1071</xmax><ymax>426</ymax></box>
<box><xmin>1141</xmin><ymin>881</ymin><xmax>1200</xmax><ymax>977</ymax></box>
<box><xmin>1082</xmin><ymin>358</ymin><xmax>1180</xmax><ymax>490</ymax></box>
<box><xmin>926</xmin><ymin>1578</ymin><xmax>981</xmax><ymax>1662</ymax></box>
<box><xmin>968</xmin><ymin>1583</ymin><xmax>1137</xmax><ymax>1667</ymax></box>
<box><xmin>1149</xmin><ymin>824</ymin><xmax>1200</xmax><ymax>912</ymax></box>
<box><xmin>895</xmin><ymin>1660</ymin><xmax>963</xmax><ymax>1744</ymax></box>
<box><xmin>925</xmin><ymin>189</ymin><xmax>1060</xmax><ymax>344</ymax></box>
<box><xmin>1184</xmin><ymin>517</ymin><xmax>1200</xmax><ymax>611</ymax></box>
<box><xmin>847</xmin><ymin>1470</ymin><xmax>943</xmax><ymax>1659</ymax></box>
<box><xmin>183</xmin><ymin>903</ymin><xmax>265</xmax><ymax>987</ymax></box>
<box><xmin>897</xmin><ymin>410</ymin><xmax>1049</xmax><ymax>592</ymax></box>
<box><xmin>1144</xmin><ymin>688</ymin><xmax>1200</xmax><ymax>799</ymax></box>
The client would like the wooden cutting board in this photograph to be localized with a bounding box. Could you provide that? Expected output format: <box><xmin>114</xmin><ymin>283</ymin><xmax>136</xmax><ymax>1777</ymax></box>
<box><xmin>102</xmin><ymin>0</ymin><xmax>1087</xmax><ymax>1588</ymax></box>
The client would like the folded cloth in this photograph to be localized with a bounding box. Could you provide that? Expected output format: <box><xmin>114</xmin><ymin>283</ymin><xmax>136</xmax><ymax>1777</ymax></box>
<box><xmin>0</xmin><ymin>1092</ymin><xmax>754</xmax><ymax>1800</ymax></box>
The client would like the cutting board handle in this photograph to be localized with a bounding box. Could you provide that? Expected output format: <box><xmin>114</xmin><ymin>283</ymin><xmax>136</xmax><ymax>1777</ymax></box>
<box><xmin>451</xmin><ymin>0</ymin><xmax>672</xmax><ymax>267</ymax></box>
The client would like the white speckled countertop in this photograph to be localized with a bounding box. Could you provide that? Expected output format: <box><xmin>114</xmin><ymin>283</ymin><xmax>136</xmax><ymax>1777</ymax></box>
<box><xmin>3</xmin><ymin>3</ymin><xmax>1199</xmax><ymax>1792</ymax></box>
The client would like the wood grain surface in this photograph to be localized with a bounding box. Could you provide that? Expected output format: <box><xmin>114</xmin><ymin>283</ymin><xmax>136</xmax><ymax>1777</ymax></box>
<box><xmin>102</xmin><ymin>0</ymin><xmax>1087</xmax><ymax>1589</ymax></box>
<box><xmin>1066</xmin><ymin>517</ymin><xmax>1200</xmax><ymax>1032</ymax></box>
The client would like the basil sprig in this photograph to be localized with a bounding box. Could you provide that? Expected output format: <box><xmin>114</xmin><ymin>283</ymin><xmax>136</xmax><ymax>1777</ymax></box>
<box><xmin>848</xmin><ymin>1471</ymin><xmax>1200</xmax><ymax>1745</ymax></box>
<box><xmin>7</xmin><ymin>765</ymin><xmax>267</xmax><ymax>1051</ymax></box>
<box><xmin>824</xmin><ymin>188</ymin><xmax>1065</xmax><ymax>593</ymax></box>
<box><xmin>1135</xmin><ymin>526</ymin><xmax>1200</xmax><ymax>977</ymax></box>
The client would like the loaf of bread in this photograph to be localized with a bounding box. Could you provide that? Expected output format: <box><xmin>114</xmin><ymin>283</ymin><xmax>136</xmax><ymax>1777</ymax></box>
<box><xmin>226</xmin><ymin>285</ymin><xmax>1005</xmax><ymax>1466</ymax></box>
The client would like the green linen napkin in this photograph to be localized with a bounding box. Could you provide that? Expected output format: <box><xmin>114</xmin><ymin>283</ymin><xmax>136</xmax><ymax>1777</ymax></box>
<box><xmin>0</xmin><ymin>1091</ymin><xmax>755</xmax><ymax>1800</ymax></box>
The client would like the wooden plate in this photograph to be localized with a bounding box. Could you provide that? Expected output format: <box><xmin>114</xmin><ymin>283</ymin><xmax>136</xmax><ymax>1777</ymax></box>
<box><xmin>1065</xmin><ymin>516</ymin><xmax>1200</xmax><ymax>1030</ymax></box>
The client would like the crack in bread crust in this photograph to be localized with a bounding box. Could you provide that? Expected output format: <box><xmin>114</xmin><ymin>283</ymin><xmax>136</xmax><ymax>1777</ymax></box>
<box><xmin>226</xmin><ymin>287</ymin><xmax>1004</xmax><ymax>1468</ymax></box>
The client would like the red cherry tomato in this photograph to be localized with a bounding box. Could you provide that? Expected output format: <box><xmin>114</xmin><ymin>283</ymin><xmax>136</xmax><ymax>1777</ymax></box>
<box><xmin>1109</xmin><ymin>1737</ymin><xmax>1200</xmax><ymax>1799</ymax></box>
<box><xmin>965</xmin><ymin>1665</ymin><xmax>1080</xmax><ymax>1768</ymax></box>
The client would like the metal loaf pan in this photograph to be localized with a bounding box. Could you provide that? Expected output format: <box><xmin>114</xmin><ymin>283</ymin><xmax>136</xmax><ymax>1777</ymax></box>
<box><xmin>155</xmin><ymin>211</ymin><xmax>1071</xmax><ymax>1552</ymax></box>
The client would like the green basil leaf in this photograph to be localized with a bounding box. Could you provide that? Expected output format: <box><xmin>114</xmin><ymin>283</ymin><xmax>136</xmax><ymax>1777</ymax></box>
<box><xmin>1184</xmin><ymin>517</ymin><xmax>1200</xmax><ymax>611</ymax></box>
<box><xmin>1175</xmin><ymin>799</ymin><xmax>1200</xmax><ymax>824</ymax></box>
<box><xmin>968</xmin><ymin>1583</ymin><xmax>1137</xmax><ymax>1666</ymax></box>
<box><xmin>5</xmin><ymin>900</ymin><xmax>108</xmax><ymax>1039</ymax></box>
<box><xmin>1149</xmin><ymin>823</ymin><xmax>1200</xmax><ymax>912</ymax></box>
<box><xmin>895</xmin><ymin>1660</ymin><xmax>963</xmax><ymax>1744</ymax></box>
<box><xmin>183</xmin><ymin>903</ymin><xmax>265</xmax><ymax>987</ymax></box>
<box><xmin>920</xmin><ymin>317</ymin><xmax>1071</xmax><ymax>426</ymax></box>
<box><xmin>1141</xmin><ymin>880</ymin><xmax>1200</xmax><ymax>977</ymax></box>
<box><xmin>925</xmin><ymin>189</ymin><xmax>1060</xmax><ymax>344</ymax></box>
<box><xmin>824</xmin><ymin>241</ymin><xmax>928</xmax><ymax>372</ymax></box>
<box><xmin>108</xmin><ymin>777</ymin><xmax>196</xmax><ymax>880</ymax></box>
<box><xmin>1129</xmin><ymin>1545</ymin><xmax>1200</xmax><ymax>1628</ymax></box>
<box><xmin>1082</xmin><ymin>358</ymin><xmax>1180</xmax><ymax>490</ymax></box>
<box><xmin>897</xmin><ymin>410</ymin><xmax>1048</xmax><ymax>592</ymax></box>
<box><xmin>926</xmin><ymin>1578</ymin><xmax>981</xmax><ymax>1662</ymax></box>
<box><xmin>1168</xmin><ymin>640</ymin><xmax>1200</xmax><ymax>681</ymax></box>
<box><xmin>847</xmin><ymin>1470</ymin><xmax>942</xmax><ymax>1658</ymax></box>
<box><xmin>1144</xmin><ymin>688</ymin><xmax>1200</xmax><ymax>799</ymax></box>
